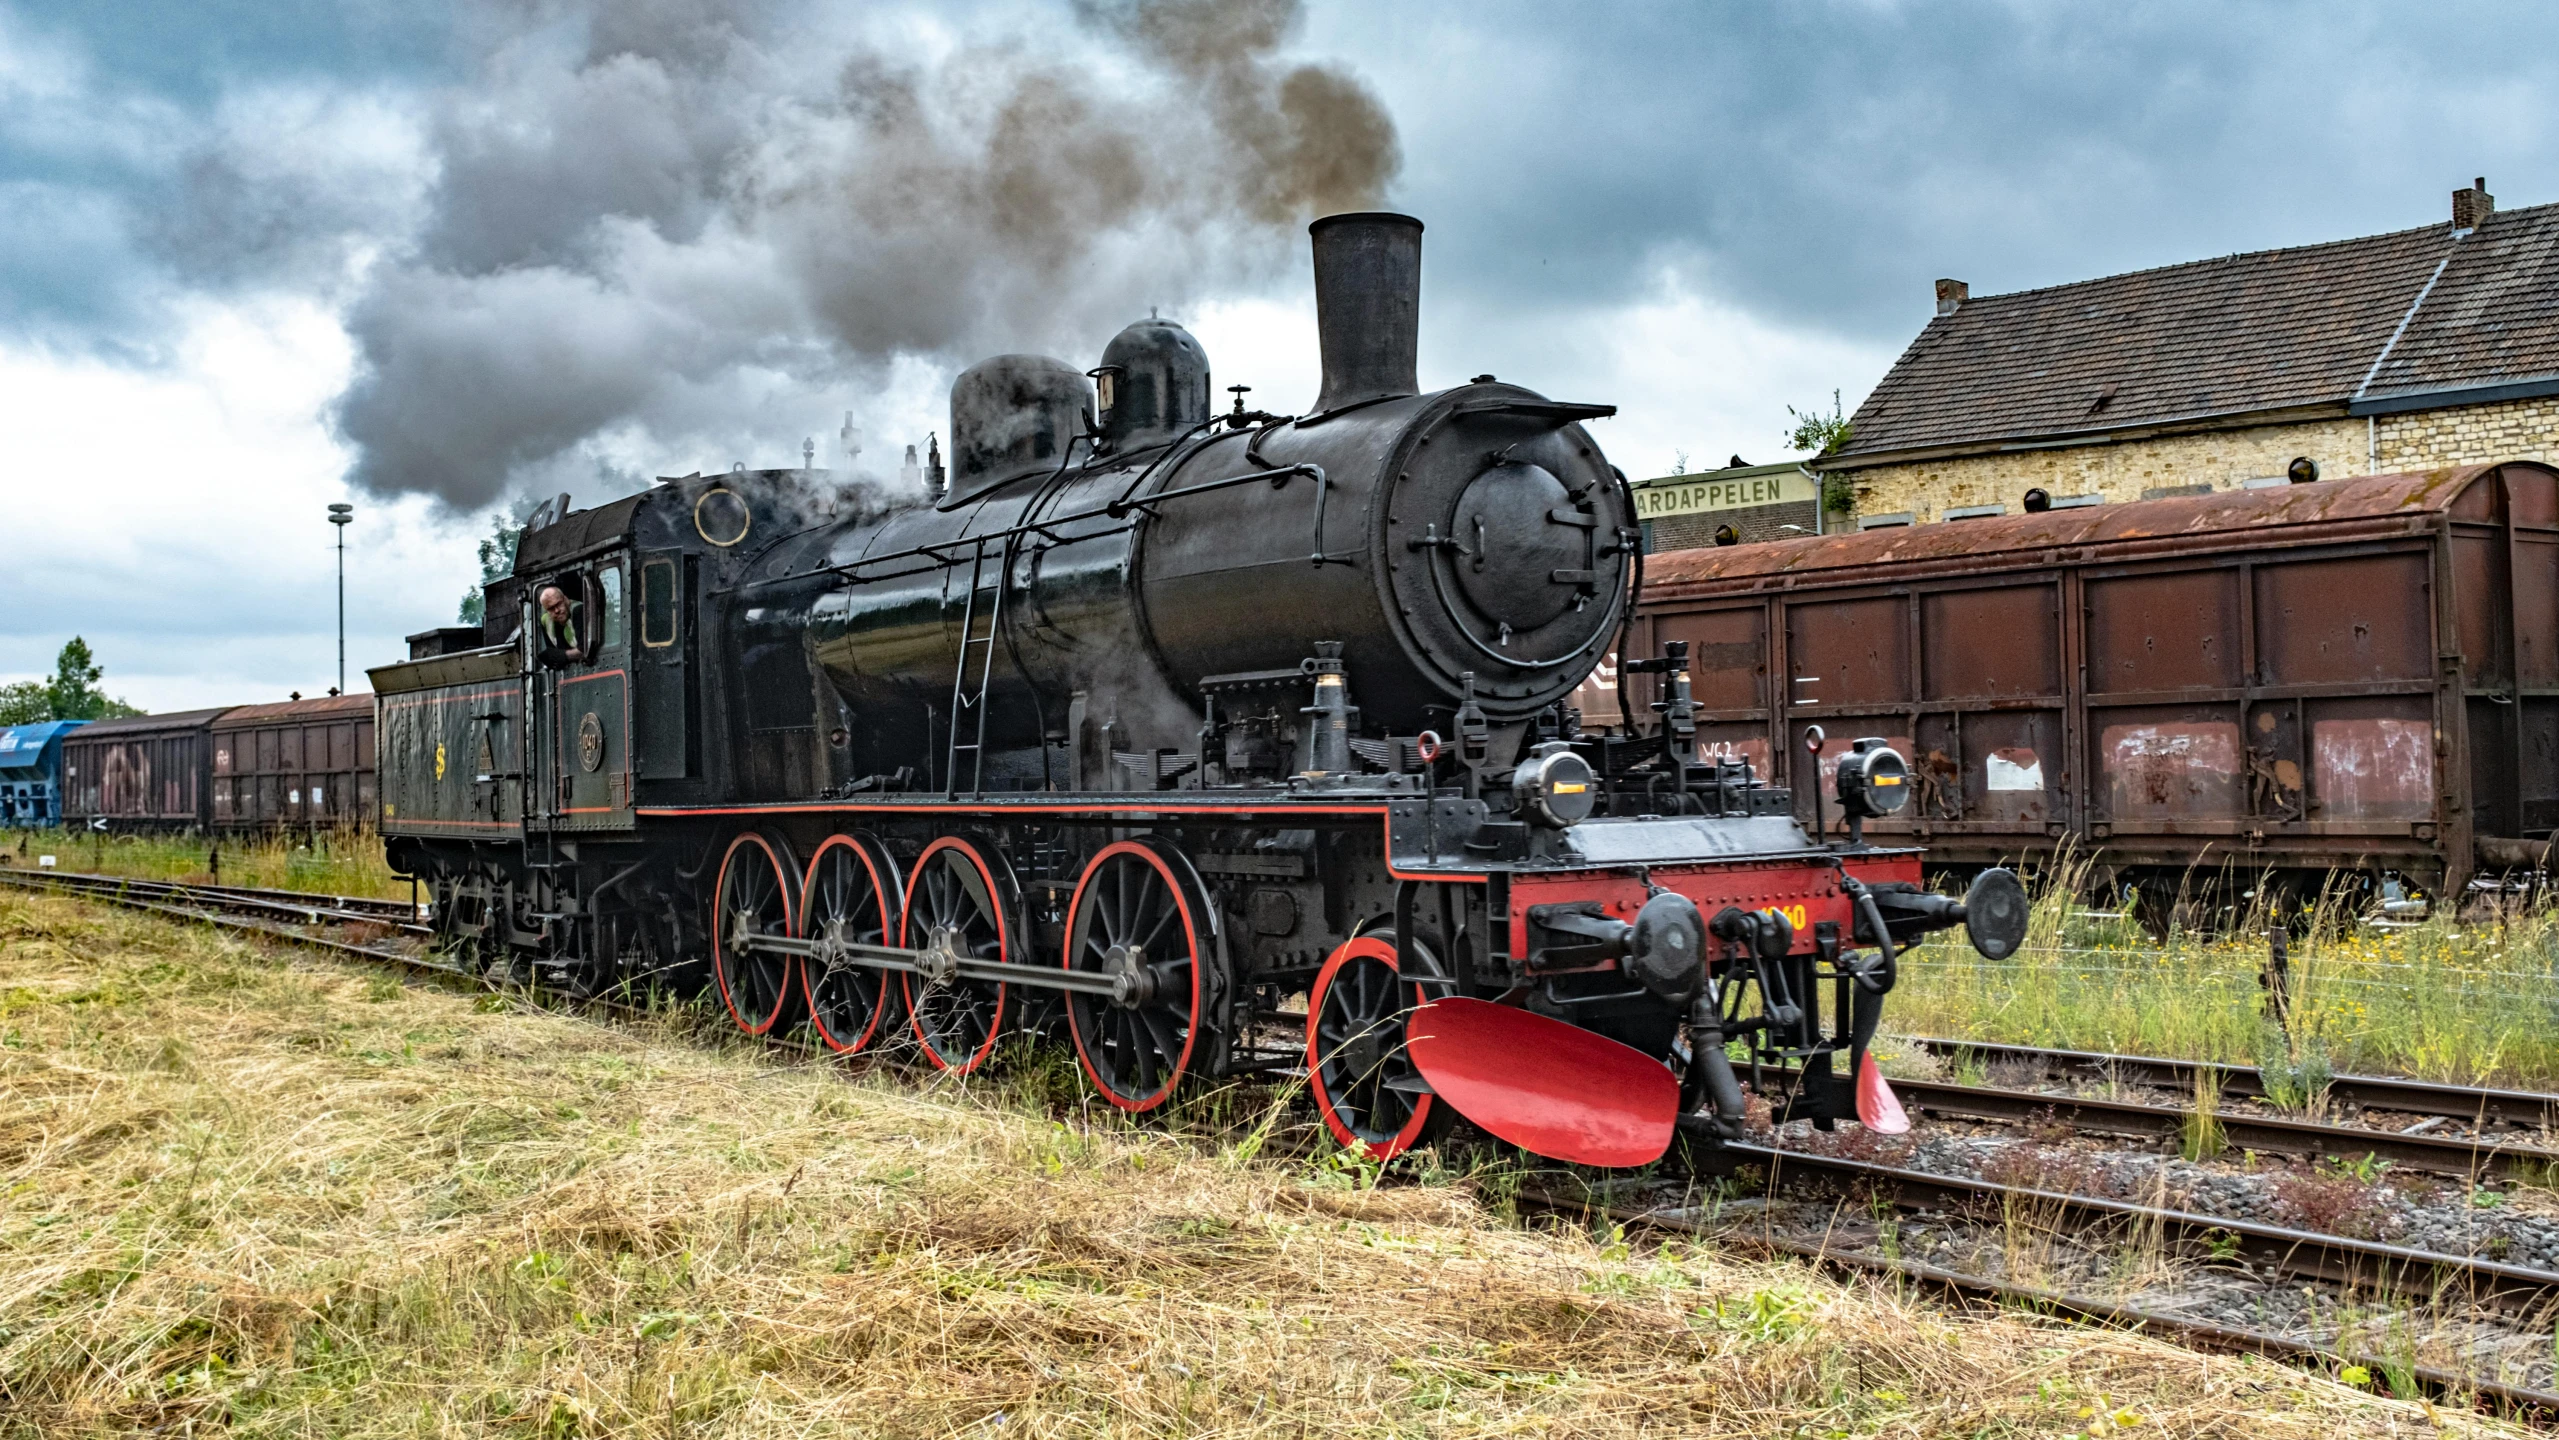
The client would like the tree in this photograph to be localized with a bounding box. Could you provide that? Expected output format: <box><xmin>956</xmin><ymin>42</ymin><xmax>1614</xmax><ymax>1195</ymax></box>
<box><xmin>1786</xmin><ymin>389</ymin><xmax>1853</xmax><ymax>457</ymax></box>
<box><xmin>457</xmin><ymin>512</ymin><xmax>525</xmax><ymax>624</ymax></box>
<box><xmin>43</xmin><ymin>637</ymin><xmax>142</xmax><ymax>720</ymax></box>
<box><xmin>0</xmin><ymin>681</ymin><xmax>47</xmax><ymax>725</ymax></box>
<box><xmin>1786</xmin><ymin>390</ymin><xmax>1858</xmax><ymax>517</ymax></box>
<box><xmin>3</xmin><ymin>639</ymin><xmax>144</xmax><ymax>724</ymax></box>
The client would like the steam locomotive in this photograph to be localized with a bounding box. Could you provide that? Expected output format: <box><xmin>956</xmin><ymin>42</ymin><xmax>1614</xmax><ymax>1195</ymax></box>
<box><xmin>371</xmin><ymin>213</ymin><xmax>2025</xmax><ymax>1167</ymax></box>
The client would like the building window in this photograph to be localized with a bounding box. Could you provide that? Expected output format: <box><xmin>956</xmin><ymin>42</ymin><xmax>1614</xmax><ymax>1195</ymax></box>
<box><xmin>1943</xmin><ymin>503</ymin><xmax>2007</xmax><ymax>521</ymax></box>
<box><xmin>1857</xmin><ymin>512</ymin><xmax>1914</xmax><ymax>530</ymax></box>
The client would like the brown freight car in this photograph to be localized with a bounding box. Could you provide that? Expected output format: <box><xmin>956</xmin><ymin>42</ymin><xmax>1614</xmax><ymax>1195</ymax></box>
<box><xmin>1630</xmin><ymin>462</ymin><xmax>2559</xmax><ymax>902</ymax></box>
<box><xmin>60</xmin><ymin>708</ymin><xmax>231</xmax><ymax>830</ymax></box>
<box><xmin>211</xmin><ymin>694</ymin><xmax>376</xmax><ymax>830</ymax></box>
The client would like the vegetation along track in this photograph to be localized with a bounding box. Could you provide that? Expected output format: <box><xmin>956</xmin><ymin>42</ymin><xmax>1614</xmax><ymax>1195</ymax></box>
<box><xmin>15</xmin><ymin>865</ymin><xmax>2559</xmax><ymax>1417</ymax></box>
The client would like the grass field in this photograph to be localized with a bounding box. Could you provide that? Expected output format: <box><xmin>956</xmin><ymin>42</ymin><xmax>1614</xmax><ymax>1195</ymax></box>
<box><xmin>0</xmin><ymin>828</ymin><xmax>408</xmax><ymax>902</ymax></box>
<box><xmin>1887</xmin><ymin>863</ymin><xmax>2559</xmax><ymax>1090</ymax></box>
<box><xmin>0</xmin><ymin>888</ymin><xmax>2493</xmax><ymax>1437</ymax></box>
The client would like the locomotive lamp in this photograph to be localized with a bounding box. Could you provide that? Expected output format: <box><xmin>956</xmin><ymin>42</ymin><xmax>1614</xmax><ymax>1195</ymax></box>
<box><xmin>1834</xmin><ymin>737</ymin><xmax>1908</xmax><ymax>819</ymax></box>
<box><xmin>1833</xmin><ymin>736</ymin><xmax>1909</xmax><ymax>846</ymax></box>
<box><xmin>1513</xmin><ymin>741</ymin><xmax>1596</xmax><ymax>827</ymax></box>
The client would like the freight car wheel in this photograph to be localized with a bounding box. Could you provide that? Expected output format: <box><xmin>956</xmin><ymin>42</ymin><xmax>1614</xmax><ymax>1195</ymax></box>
<box><xmin>801</xmin><ymin>834</ymin><xmax>901</xmax><ymax>1054</ymax></box>
<box><xmin>900</xmin><ymin>837</ymin><xmax>1013</xmax><ymax>1074</ymax></box>
<box><xmin>1306</xmin><ymin>936</ymin><xmax>1447</xmax><ymax>1159</ymax></box>
<box><xmin>711</xmin><ymin>832</ymin><xmax>803</xmax><ymax>1037</ymax></box>
<box><xmin>1062</xmin><ymin>839</ymin><xmax>1209</xmax><ymax>1112</ymax></box>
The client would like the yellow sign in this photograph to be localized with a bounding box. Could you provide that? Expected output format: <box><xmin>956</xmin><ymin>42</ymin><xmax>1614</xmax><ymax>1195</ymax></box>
<box><xmin>435</xmin><ymin>742</ymin><xmax>447</xmax><ymax>781</ymax></box>
<box><xmin>1632</xmin><ymin>470</ymin><xmax>1817</xmax><ymax>520</ymax></box>
<box><xmin>1764</xmin><ymin>903</ymin><xmax>1810</xmax><ymax>930</ymax></box>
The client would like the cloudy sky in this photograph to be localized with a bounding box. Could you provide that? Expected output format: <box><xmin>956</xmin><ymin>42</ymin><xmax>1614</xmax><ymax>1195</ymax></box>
<box><xmin>6</xmin><ymin>0</ymin><xmax>2556</xmax><ymax>710</ymax></box>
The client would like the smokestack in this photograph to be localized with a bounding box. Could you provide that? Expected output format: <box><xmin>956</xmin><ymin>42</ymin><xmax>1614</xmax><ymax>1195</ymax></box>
<box><xmin>1308</xmin><ymin>212</ymin><xmax>1422</xmax><ymax>415</ymax></box>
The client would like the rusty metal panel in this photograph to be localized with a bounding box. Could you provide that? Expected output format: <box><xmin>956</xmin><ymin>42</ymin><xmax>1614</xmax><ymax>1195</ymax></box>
<box><xmin>2454</xmin><ymin>532</ymin><xmax>2507</xmax><ymax>687</ymax></box>
<box><xmin>1912</xmin><ymin>711</ymin><xmax>2059</xmax><ymax>825</ymax></box>
<box><xmin>1662</xmin><ymin>605</ymin><xmax>1767</xmax><ymax>711</ymax></box>
<box><xmin>2525</xmin><ymin>700</ymin><xmax>2559</xmax><ymax>834</ymax></box>
<box><xmin>2303</xmin><ymin>698</ymin><xmax>2434</xmax><ymax>821</ymax></box>
<box><xmin>1696</xmin><ymin>722</ymin><xmax>1771</xmax><ymax>780</ymax></box>
<box><xmin>2244</xmin><ymin>702</ymin><xmax>2306</xmax><ymax>820</ymax></box>
<box><xmin>2096</xmin><ymin>707</ymin><xmax>2245</xmax><ymax>820</ymax></box>
<box><xmin>2253</xmin><ymin>554</ymin><xmax>2433</xmax><ymax>684</ymax></box>
<box><xmin>2518</xmin><ymin>536</ymin><xmax>2559</xmax><ymax>688</ymax></box>
<box><xmin>2087</xmin><ymin>571</ymin><xmax>2241</xmax><ymax>694</ymax></box>
<box><xmin>1921</xmin><ymin>584</ymin><xmax>2060</xmax><ymax>698</ymax></box>
<box><xmin>1786</xmin><ymin>597</ymin><xmax>1909</xmax><ymax>707</ymax></box>
<box><xmin>2472</xmin><ymin>697</ymin><xmax>2519</xmax><ymax>837</ymax></box>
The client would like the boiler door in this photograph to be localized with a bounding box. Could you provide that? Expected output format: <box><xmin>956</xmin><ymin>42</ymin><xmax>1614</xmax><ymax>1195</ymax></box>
<box><xmin>1448</xmin><ymin>462</ymin><xmax>1586</xmax><ymax>633</ymax></box>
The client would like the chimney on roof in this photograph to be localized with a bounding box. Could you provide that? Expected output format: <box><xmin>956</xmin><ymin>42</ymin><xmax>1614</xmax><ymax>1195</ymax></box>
<box><xmin>2454</xmin><ymin>177</ymin><xmax>2495</xmax><ymax>235</ymax></box>
<box><xmin>1935</xmin><ymin>278</ymin><xmax>1968</xmax><ymax>317</ymax></box>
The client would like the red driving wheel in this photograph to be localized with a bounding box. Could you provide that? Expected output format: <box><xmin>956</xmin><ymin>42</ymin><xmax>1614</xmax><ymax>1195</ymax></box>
<box><xmin>899</xmin><ymin>836</ymin><xmax>1012</xmax><ymax>1073</ymax></box>
<box><xmin>799</xmin><ymin>833</ymin><xmax>901</xmax><ymax>1054</ymax></box>
<box><xmin>1305</xmin><ymin>935</ymin><xmax>1443</xmax><ymax>1159</ymax></box>
<box><xmin>1062</xmin><ymin>839</ymin><xmax>1208</xmax><ymax>1112</ymax></box>
<box><xmin>711</xmin><ymin>831</ymin><xmax>802</xmax><ymax>1036</ymax></box>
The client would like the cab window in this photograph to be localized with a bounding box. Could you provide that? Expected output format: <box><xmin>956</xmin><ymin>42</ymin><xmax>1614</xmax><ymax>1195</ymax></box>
<box><xmin>641</xmin><ymin>559</ymin><xmax>678</xmax><ymax>648</ymax></box>
<box><xmin>598</xmin><ymin>562</ymin><xmax>626</xmax><ymax>650</ymax></box>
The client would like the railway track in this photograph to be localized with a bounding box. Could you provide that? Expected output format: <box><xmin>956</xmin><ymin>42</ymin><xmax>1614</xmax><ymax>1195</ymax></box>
<box><xmin>1528</xmin><ymin>1174</ymin><xmax>2559</xmax><ymax>1419</ymax></box>
<box><xmin>1907</xmin><ymin>1035</ymin><xmax>2559</xmax><ymax>1133</ymax></box>
<box><xmin>1860</xmin><ymin>1067</ymin><xmax>2559</xmax><ymax>1185</ymax></box>
<box><xmin>12</xmin><ymin>867</ymin><xmax>2559</xmax><ymax>1415</ymax></box>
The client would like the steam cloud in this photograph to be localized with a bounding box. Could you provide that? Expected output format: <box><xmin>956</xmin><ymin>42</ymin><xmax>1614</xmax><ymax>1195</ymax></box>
<box><xmin>332</xmin><ymin>0</ymin><xmax>1400</xmax><ymax>511</ymax></box>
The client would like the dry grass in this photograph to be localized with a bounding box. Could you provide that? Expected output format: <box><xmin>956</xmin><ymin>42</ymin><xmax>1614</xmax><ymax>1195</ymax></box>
<box><xmin>0</xmin><ymin>828</ymin><xmax>409</xmax><ymax>902</ymax></box>
<box><xmin>0</xmin><ymin>889</ymin><xmax>2515</xmax><ymax>1437</ymax></box>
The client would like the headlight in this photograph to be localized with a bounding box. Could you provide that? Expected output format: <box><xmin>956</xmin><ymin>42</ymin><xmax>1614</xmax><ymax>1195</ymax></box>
<box><xmin>1513</xmin><ymin>743</ymin><xmax>1596</xmax><ymax>828</ymax></box>
<box><xmin>1835</xmin><ymin>737</ymin><xmax>1909</xmax><ymax>819</ymax></box>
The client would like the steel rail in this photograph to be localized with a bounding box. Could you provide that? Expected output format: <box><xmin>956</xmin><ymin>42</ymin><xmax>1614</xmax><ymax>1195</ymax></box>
<box><xmin>1726</xmin><ymin>1141</ymin><xmax>2559</xmax><ymax>1317</ymax></box>
<box><xmin>1</xmin><ymin>868</ymin><xmax>428</xmax><ymax>932</ymax></box>
<box><xmin>1908</xmin><ymin>1036</ymin><xmax>2559</xmax><ymax>1131</ymax></box>
<box><xmin>0</xmin><ymin>867</ymin><xmax>729</xmax><ymax>1040</ymax></box>
<box><xmin>1858</xmin><ymin>1072</ymin><xmax>2559</xmax><ymax>1184</ymax></box>
<box><xmin>1521</xmin><ymin>1182</ymin><xmax>2559</xmax><ymax>1419</ymax></box>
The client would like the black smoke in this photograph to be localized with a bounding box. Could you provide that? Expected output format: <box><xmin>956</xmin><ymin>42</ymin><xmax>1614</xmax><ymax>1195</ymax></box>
<box><xmin>331</xmin><ymin>0</ymin><xmax>1400</xmax><ymax>511</ymax></box>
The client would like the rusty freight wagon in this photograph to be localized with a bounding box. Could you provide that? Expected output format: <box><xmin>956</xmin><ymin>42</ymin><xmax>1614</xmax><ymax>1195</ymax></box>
<box><xmin>60</xmin><ymin>708</ymin><xmax>230</xmax><ymax>830</ymax></box>
<box><xmin>1630</xmin><ymin>462</ymin><xmax>2559</xmax><ymax>901</ymax></box>
<box><xmin>211</xmin><ymin>694</ymin><xmax>377</xmax><ymax>829</ymax></box>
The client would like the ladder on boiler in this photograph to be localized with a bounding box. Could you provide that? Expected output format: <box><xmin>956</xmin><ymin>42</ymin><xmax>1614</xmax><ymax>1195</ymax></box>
<box><xmin>943</xmin><ymin>532</ymin><xmax>1013</xmax><ymax>798</ymax></box>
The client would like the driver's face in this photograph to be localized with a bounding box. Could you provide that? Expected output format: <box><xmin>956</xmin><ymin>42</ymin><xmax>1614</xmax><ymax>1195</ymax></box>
<box><xmin>540</xmin><ymin>589</ymin><xmax>568</xmax><ymax>622</ymax></box>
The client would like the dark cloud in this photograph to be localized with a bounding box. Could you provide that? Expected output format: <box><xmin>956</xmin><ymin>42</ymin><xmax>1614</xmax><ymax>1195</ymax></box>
<box><xmin>1329</xmin><ymin>1</ymin><xmax>2559</xmax><ymax>341</ymax></box>
<box><xmin>329</xmin><ymin>0</ymin><xmax>1400</xmax><ymax>510</ymax></box>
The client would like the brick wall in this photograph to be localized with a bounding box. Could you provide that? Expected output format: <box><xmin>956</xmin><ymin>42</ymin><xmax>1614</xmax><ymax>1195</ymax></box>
<box><xmin>1838</xmin><ymin>398</ymin><xmax>2559</xmax><ymax>524</ymax></box>
<box><xmin>1838</xmin><ymin>418</ymin><xmax>2368</xmax><ymax>524</ymax></box>
<box><xmin>1646</xmin><ymin>499</ymin><xmax>1822</xmax><ymax>551</ymax></box>
<box><xmin>2373</xmin><ymin>394</ymin><xmax>2559</xmax><ymax>469</ymax></box>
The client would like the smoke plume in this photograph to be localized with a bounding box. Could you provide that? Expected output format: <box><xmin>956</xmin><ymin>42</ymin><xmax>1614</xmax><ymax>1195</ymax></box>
<box><xmin>332</xmin><ymin>0</ymin><xmax>1400</xmax><ymax>511</ymax></box>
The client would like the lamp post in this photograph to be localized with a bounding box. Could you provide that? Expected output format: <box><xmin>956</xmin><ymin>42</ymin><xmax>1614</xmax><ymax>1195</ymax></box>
<box><xmin>327</xmin><ymin>503</ymin><xmax>354</xmax><ymax>694</ymax></box>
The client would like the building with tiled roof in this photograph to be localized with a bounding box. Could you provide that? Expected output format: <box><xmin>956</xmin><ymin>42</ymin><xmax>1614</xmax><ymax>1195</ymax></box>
<box><xmin>1825</xmin><ymin>180</ymin><xmax>2559</xmax><ymax>527</ymax></box>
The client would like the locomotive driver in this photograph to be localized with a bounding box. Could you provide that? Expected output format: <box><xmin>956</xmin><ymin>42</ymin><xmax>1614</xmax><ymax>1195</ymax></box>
<box><xmin>536</xmin><ymin>584</ymin><xmax>588</xmax><ymax>669</ymax></box>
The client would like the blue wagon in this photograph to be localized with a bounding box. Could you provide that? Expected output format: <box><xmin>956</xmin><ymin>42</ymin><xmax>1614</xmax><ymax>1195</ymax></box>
<box><xmin>0</xmin><ymin>720</ymin><xmax>89</xmax><ymax>827</ymax></box>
